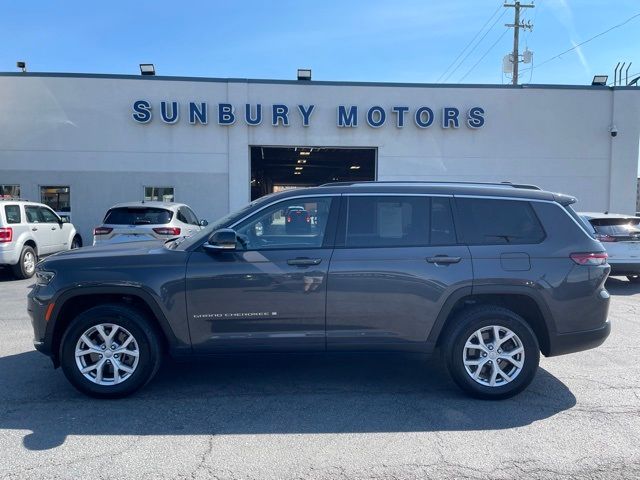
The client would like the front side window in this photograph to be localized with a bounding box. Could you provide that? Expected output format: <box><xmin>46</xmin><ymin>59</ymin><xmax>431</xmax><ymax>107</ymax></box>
<box><xmin>235</xmin><ymin>197</ymin><xmax>334</xmax><ymax>250</ymax></box>
<box><xmin>144</xmin><ymin>187</ymin><xmax>174</xmax><ymax>202</ymax></box>
<box><xmin>4</xmin><ymin>205</ymin><xmax>21</xmax><ymax>224</ymax></box>
<box><xmin>456</xmin><ymin>198</ymin><xmax>545</xmax><ymax>245</ymax></box>
<box><xmin>178</xmin><ymin>207</ymin><xmax>199</xmax><ymax>226</ymax></box>
<box><xmin>39</xmin><ymin>207</ymin><xmax>60</xmax><ymax>223</ymax></box>
<box><xmin>0</xmin><ymin>185</ymin><xmax>20</xmax><ymax>199</ymax></box>
<box><xmin>104</xmin><ymin>207</ymin><xmax>173</xmax><ymax>225</ymax></box>
<box><xmin>40</xmin><ymin>186</ymin><xmax>70</xmax><ymax>212</ymax></box>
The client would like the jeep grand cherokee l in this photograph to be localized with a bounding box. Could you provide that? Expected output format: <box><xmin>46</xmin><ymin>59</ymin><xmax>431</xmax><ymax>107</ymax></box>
<box><xmin>28</xmin><ymin>182</ymin><xmax>611</xmax><ymax>399</ymax></box>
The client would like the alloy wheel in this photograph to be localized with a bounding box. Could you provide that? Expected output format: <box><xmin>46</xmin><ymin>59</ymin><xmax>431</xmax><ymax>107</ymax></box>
<box><xmin>462</xmin><ymin>325</ymin><xmax>525</xmax><ymax>387</ymax></box>
<box><xmin>74</xmin><ymin>323</ymin><xmax>140</xmax><ymax>385</ymax></box>
<box><xmin>23</xmin><ymin>251</ymin><xmax>36</xmax><ymax>275</ymax></box>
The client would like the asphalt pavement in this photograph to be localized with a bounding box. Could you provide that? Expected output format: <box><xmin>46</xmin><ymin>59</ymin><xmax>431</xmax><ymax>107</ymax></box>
<box><xmin>0</xmin><ymin>267</ymin><xmax>639</xmax><ymax>479</ymax></box>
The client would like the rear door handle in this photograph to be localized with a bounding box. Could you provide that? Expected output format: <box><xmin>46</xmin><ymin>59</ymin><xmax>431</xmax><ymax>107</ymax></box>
<box><xmin>31</xmin><ymin>227</ymin><xmax>38</xmax><ymax>231</ymax></box>
<box><xmin>51</xmin><ymin>227</ymin><xmax>57</xmax><ymax>230</ymax></box>
<box><xmin>426</xmin><ymin>255</ymin><xmax>462</xmax><ymax>265</ymax></box>
<box><xmin>287</xmin><ymin>258</ymin><xmax>322</xmax><ymax>267</ymax></box>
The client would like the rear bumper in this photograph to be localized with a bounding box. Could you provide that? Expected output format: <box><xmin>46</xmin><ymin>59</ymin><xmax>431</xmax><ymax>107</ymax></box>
<box><xmin>608</xmin><ymin>262</ymin><xmax>640</xmax><ymax>276</ymax></box>
<box><xmin>547</xmin><ymin>320</ymin><xmax>611</xmax><ymax>357</ymax></box>
<box><xmin>0</xmin><ymin>246</ymin><xmax>19</xmax><ymax>266</ymax></box>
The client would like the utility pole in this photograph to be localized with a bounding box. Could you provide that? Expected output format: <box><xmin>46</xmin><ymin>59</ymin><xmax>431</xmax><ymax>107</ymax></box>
<box><xmin>504</xmin><ymin>2</ymin><xmax>534</xmax><ymax>85</ymax></box>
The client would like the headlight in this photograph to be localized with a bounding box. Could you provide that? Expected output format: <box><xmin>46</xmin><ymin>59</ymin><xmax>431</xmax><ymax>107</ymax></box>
<box><xmin>35</xmin><ymin>270</ymin><xmax>56</xmax><ymax>285</ymax></box>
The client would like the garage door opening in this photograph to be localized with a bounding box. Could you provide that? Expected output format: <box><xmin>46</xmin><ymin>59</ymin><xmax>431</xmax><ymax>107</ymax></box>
<box><xmin>250</xmin><ymin>146</ymin><xmax>376</xmax><ymax>200</ymax></box>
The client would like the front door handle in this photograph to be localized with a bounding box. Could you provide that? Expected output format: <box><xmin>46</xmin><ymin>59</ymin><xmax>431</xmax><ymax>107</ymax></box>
<box><xmin>426</xmin><ymin>255</ymin><xmax>462</xmax><ymax>265</ymax></box>
<box><xmin>51</xmin><ymin>227</ymin><xmax>57</xmax><ymax>230</ymax></box>
<box><xmin>287</xmin><ymin>258</ymin><xmax>322</xmax><ymax>267</ymax></box>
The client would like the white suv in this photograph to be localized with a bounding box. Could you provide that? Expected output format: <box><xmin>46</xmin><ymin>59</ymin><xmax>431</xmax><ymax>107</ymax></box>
<box><xmin>93</xmin><ymin>202</ymin><xmax>207</xmax><ymax>245</ymax></box>
<box><xmin>580</xmin><ymin>212</ymin><xmax>640</xmax><ymax>282</ymax></box>
<box><xmin>0</xmin><ymin>200</ymin><xmax>82</xmax><ymax>279</ymax></box>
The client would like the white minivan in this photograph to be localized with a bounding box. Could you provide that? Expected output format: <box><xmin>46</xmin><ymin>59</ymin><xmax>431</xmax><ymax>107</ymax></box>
<box><xmin>0</xmin><ymin>200</ymin><xmax>82</xmax><ymax>279</ymax></box>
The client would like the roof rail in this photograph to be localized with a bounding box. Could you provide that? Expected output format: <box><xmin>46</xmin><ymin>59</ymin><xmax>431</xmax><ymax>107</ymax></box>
<box><xmin>0</xmin><ymin>197</ymin><xmax>29</xmax><ymax>201</ymax></box>
<box><xmin>319</xmin><ymin>181</ymin><xmax>541</xmax><ymax>190</ymax></box>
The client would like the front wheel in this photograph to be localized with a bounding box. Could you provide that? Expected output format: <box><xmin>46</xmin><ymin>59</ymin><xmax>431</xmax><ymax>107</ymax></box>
<box><xmin>442</xmin><ymin>305</ymin><xmax>540</xmax><ymax>400</ymax></box>
<box><xmin>60</xmin><ymin>304</ymin><xmax>162</xmax><ymax>398</ymax></box>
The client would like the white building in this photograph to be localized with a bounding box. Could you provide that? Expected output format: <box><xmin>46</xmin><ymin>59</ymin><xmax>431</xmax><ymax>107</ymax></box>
<box><xmin>0</xmin><ymin>72</ymin><xmax>639</xmax><ymax>242</ymax></box>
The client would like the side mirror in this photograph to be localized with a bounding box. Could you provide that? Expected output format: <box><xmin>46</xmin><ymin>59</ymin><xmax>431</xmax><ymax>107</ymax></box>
<box><xmin>60</xmin><ymin>216</ymin><xmax>70</xmax><ymax>224</ymax></box>
<box><xmin>199</xmin><ymin>219</ymin><xmax>209</xmax><ymax>227</ymax></box>
<box><xmin>204</xmin><ymin>228</ymin><xmax>237</xmax><ymax>251</ymax></box>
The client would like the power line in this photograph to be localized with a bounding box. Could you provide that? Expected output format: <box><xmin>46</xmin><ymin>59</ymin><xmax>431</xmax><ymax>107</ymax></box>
<box><xmin>521</xmin><ymin>11</ymin><xmax>640</xmax><ymax>74</ymax></box>
<box><xmin>458</xmin><ymin>28</ymin><xmax>510</xmax><ymax>82</ymax></box>
<box><xmin>441</xmin><ymin>7</ymin><xmax>509</xmax><ymax>83</ymax></box>
<box><xmin>436</xmin><ymin>3</ymin><xmax>503</xmax><ymax>82</ymax></box>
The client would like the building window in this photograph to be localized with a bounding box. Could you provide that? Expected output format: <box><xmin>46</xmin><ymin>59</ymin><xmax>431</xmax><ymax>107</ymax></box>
<box><xmin>144</xmin><ymin>186</ymin><xmax>174</xmax><ymax>202</ymax></box>
<box><xmin>0</xmin><ymin>185</ymin><xmax>20</xmax><ymax>199</ymax></box>
<box><xmin>40</xmin><ymin>186</ymin><xmax>71</xmax><ymax>212</ymax></box>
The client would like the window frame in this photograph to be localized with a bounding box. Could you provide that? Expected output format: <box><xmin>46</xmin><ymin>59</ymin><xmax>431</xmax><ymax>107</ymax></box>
<box><xmin>39</xmin><ymin>185</ymin><xmax>71</xmax><ymax>213</ymax></box>
<box><xmin>335</xmin><ymin>193</ymin><xmax>459</xmax><ymax>249</ymax></box>
<box><xmin>144</xmin><ymin>186</ymin><xmax>175</xmax><ymax>203</ymax></box>
<box><xmin>3</xmin><ymin>205</ymin><xmax>22</xmax><ymax>224</ymax></box>
<box><xmin>0</xmin><ymin>185</ymin><xmax>20</xmax><ymax>199</ymax></box>
<box><xmin>452</xmin><ymin>195</ymin><xmax>547</xmax><ymax>246</ymax></box>
<box><xmin>201</xmin><ymin>194</ymin><xmax>340</xmax><ymax>252</ymax></box>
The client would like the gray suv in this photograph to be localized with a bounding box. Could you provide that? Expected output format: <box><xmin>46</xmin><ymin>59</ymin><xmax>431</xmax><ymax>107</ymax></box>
<box><xmin>28</xmin><ymin>182</ymin><xmax>611</xmax><ymax>399</ymax></box>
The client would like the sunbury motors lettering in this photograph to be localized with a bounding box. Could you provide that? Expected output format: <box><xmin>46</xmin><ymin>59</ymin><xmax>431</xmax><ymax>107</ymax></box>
<box><xmin>132</xmin><ymin>101</ymin><xmax>485</xmax><ymax>129</ymax></box>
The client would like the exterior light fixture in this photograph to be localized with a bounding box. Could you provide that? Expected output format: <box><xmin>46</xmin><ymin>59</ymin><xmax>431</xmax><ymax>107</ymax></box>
<box><xmin>139</xmin><ymin>64</ymin><xmax>156</xmax><ymax>76</ymax></box>
<box><xmin>592</xmin><ymin>75</ymin><xmax>608</xmax><ymax>86</ymax></box>
<box><xmin>299</xmin><ymin>151</ymin><xmax>311</xmax><ymax>156</ymax></box>
<box><xmin>294</xmin><ymin>171</ymin><xmax>302</xmax><ymax>175</ymax></box>
<box><xmin>297</xmin><ymin>69</ymin><xmax>312</xmax><ymax>81</ymax></box>
<box><xmin>297</xmin><ymin>159</ymin><xmax>307</xmax><ymax>164</ymax></box>
<box><xmin>295</xmin><ymin>166</ymin><xmax>303</xmax><ymax>171</ymax></box>
<box><xmin>349</xmin><ymin>165</ymin><xmax>361</xmax><ymax>170</ymax></box>
<box><xmin>16</xmin><ymin>61</ymin><xmax>26</xmax><ymax>73</ymax></box>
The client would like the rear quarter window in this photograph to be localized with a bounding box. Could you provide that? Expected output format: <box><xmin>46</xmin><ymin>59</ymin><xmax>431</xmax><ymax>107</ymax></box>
<box><xmin>3</xmin><ymin>205</ymin><xmax>21</xmax><ymax>224</ymax></box>
<box><xmin>456</xmin><ymin>198</ymin><xmax>546</xmax><ymax>245</ymax></box>
<box><xmin>104</xmin><ymin>207</ymin><xmax>173</xmax><ymax>225</ymax></box>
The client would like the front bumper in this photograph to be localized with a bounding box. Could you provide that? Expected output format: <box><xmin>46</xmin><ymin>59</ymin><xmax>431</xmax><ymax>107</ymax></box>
<box><xmin>547</xmin><ymin>320</ymin><xmax>611</xmax><ymax>357</ymax></box>
<box><xmin>27</xmin><ymin>285</ymin><xmax>55</xmax><ymax>359</ymax></box>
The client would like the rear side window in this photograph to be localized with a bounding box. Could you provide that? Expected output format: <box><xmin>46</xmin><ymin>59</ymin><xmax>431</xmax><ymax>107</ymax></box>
<box><xmin>344</xmin><ymin>196</ymin><xmax>457</xmax><ymax>248</ymax></box>
<box><xmin>589</xmin><ymin>218</ymin><xmax>640</xmax><ymax>236</ymax></box>
<box><xmin>104</xmin><ymin>207</ymin><xmax>173</xmax><ymax>225</ymax></box>
<box><xmin>4</xmin><ymin>205</ymin><xmax>21</xmax><ymax>224</ymax></box>
<box><xmin>456</xmin><ymin>198</ymin><xmax>545</xmax><ymax>245</ymax></box>
<box><xmin>25</xmin><ymin>206</ymin><xmax>41</xmax><ymax>223</ymax></box>
<box><xmin>177</xmin><ymin>207</ymin><xmax>199</xmax><ymax>225</ymax></box>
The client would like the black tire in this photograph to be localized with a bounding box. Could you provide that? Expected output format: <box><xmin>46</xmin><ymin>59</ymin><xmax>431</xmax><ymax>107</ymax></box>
<box><xmin>627</xmin><ymin>275</ymin><xmax>640</xmax><ymax>283</ymax></box>
<box><xmin>441</xmin><ymin>305</ymin><xmax>540</xmax><ymax>400</ymax></box>
<box><xmin>59</xmin><ymin>304</ymin><xmax>162</xmax><ymax>398</ymax></box>
<box><xmin>70</xmin><ymin>236</ymin><xmax>82</xmax><ymax>249</ymax></box>
<box><xmin>11</xmin><ymin>245</ymin><xmax>37</xmax><ymax>279</ymax></box>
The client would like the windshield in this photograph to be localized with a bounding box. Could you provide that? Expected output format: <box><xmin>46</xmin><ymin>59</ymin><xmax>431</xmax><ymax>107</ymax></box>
<box><xmin>169</xmin><ymin>194</ymin><xmax>277</xmax><ymax>250</ymax></box>
<box><xmin>104</xmin><ymin>207</ymin><xmax>173</xmax><ymax>225</ymax></box>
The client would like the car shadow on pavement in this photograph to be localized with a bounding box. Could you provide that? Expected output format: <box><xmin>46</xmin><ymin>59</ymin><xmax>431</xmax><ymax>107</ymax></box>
<box><xmin>606</xmin><ymin>276</ymin><xmax>640</xmax><ymax>296</ymax></box>
<box><xmin>0</xmin><ymin>350</ymin><xmax>576</xmax><ymax>451</ymax></box>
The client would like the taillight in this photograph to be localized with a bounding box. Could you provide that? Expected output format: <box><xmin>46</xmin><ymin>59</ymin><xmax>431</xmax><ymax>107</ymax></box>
<box><xmin>596</xmin><ymin>234</ymin><xmax>616</xmax><ymax>242</ymax></box>
<box><xmin>570</xmin><ymin>252</ymin><xmax>608</xmax><ymax>266</ymax></box>
<box><xmin>286</xmin><ymin>216</ymin><xmax>291</xmax><ymax>223</ymax></box>
<box><xmin>153</xmin><ymin>227</ymin><xmax>181</xmax><ymax>236</ymax></box>
<box><xmin>93</xmin><ymin>227</ymin><xmax>113</xmax><ymax>236</ymax></box>
<box><xmin>0</xmin><ymin>227</ymin><xmax>13</xmax><ymax>243</ymax></box>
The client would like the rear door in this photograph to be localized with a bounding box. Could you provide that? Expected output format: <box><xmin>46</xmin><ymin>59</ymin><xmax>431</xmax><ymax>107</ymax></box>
<box><xmin>326</xmin><ymin>194</ymin><xmax>473</xmax><ymax>350</ymax></box>
<box><xmin>24</xmin><ymin>205</ymin><xmax>53</xmax><ymax>254</ymax></box>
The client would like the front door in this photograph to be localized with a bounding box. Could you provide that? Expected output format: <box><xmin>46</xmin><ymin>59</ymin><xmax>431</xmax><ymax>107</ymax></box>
<box><xmin>326</xmin><ymin>195</ymin><xmax>473</xmax><ymax>350</ymax></box>
<box><xmin>186</xmin><ymin>195</ymin><xmax>338</xmax><ymax>352</ymax></box>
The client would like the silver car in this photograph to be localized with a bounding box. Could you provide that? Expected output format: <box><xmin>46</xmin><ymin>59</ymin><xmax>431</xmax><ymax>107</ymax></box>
<box><xmin>93</xmin><ymin>201</ymin><xmax>207</xmax><ymax>245</ymax></box>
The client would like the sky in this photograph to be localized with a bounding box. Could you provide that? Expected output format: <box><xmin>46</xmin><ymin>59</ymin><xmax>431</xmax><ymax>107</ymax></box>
<box><xmin>0</xmin><ymin>0</ymin><xmax>638</xmax><ymax>86</ymax></box>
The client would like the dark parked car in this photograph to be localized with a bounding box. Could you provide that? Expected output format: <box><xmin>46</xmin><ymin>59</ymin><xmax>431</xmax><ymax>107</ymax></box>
<box><xmin>28</xmin><ymin>182</ymin><xmax>611</xmax><ymax>399</ymax></box>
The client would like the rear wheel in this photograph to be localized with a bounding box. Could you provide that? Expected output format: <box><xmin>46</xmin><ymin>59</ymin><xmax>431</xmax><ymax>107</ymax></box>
<box><xmin>11</xmin><ymin>245</ymin><xmax>37</xmax><ymax>279</ymax></box>
<box><xmin>442</xmin><ymin>305</ymin><xmax>540</xmax><ymax>400</ymax></box>
<box><xmin>60</xmin><ymin>304</ymin><xmax>162</xmax><ymax>398</ymax></box>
